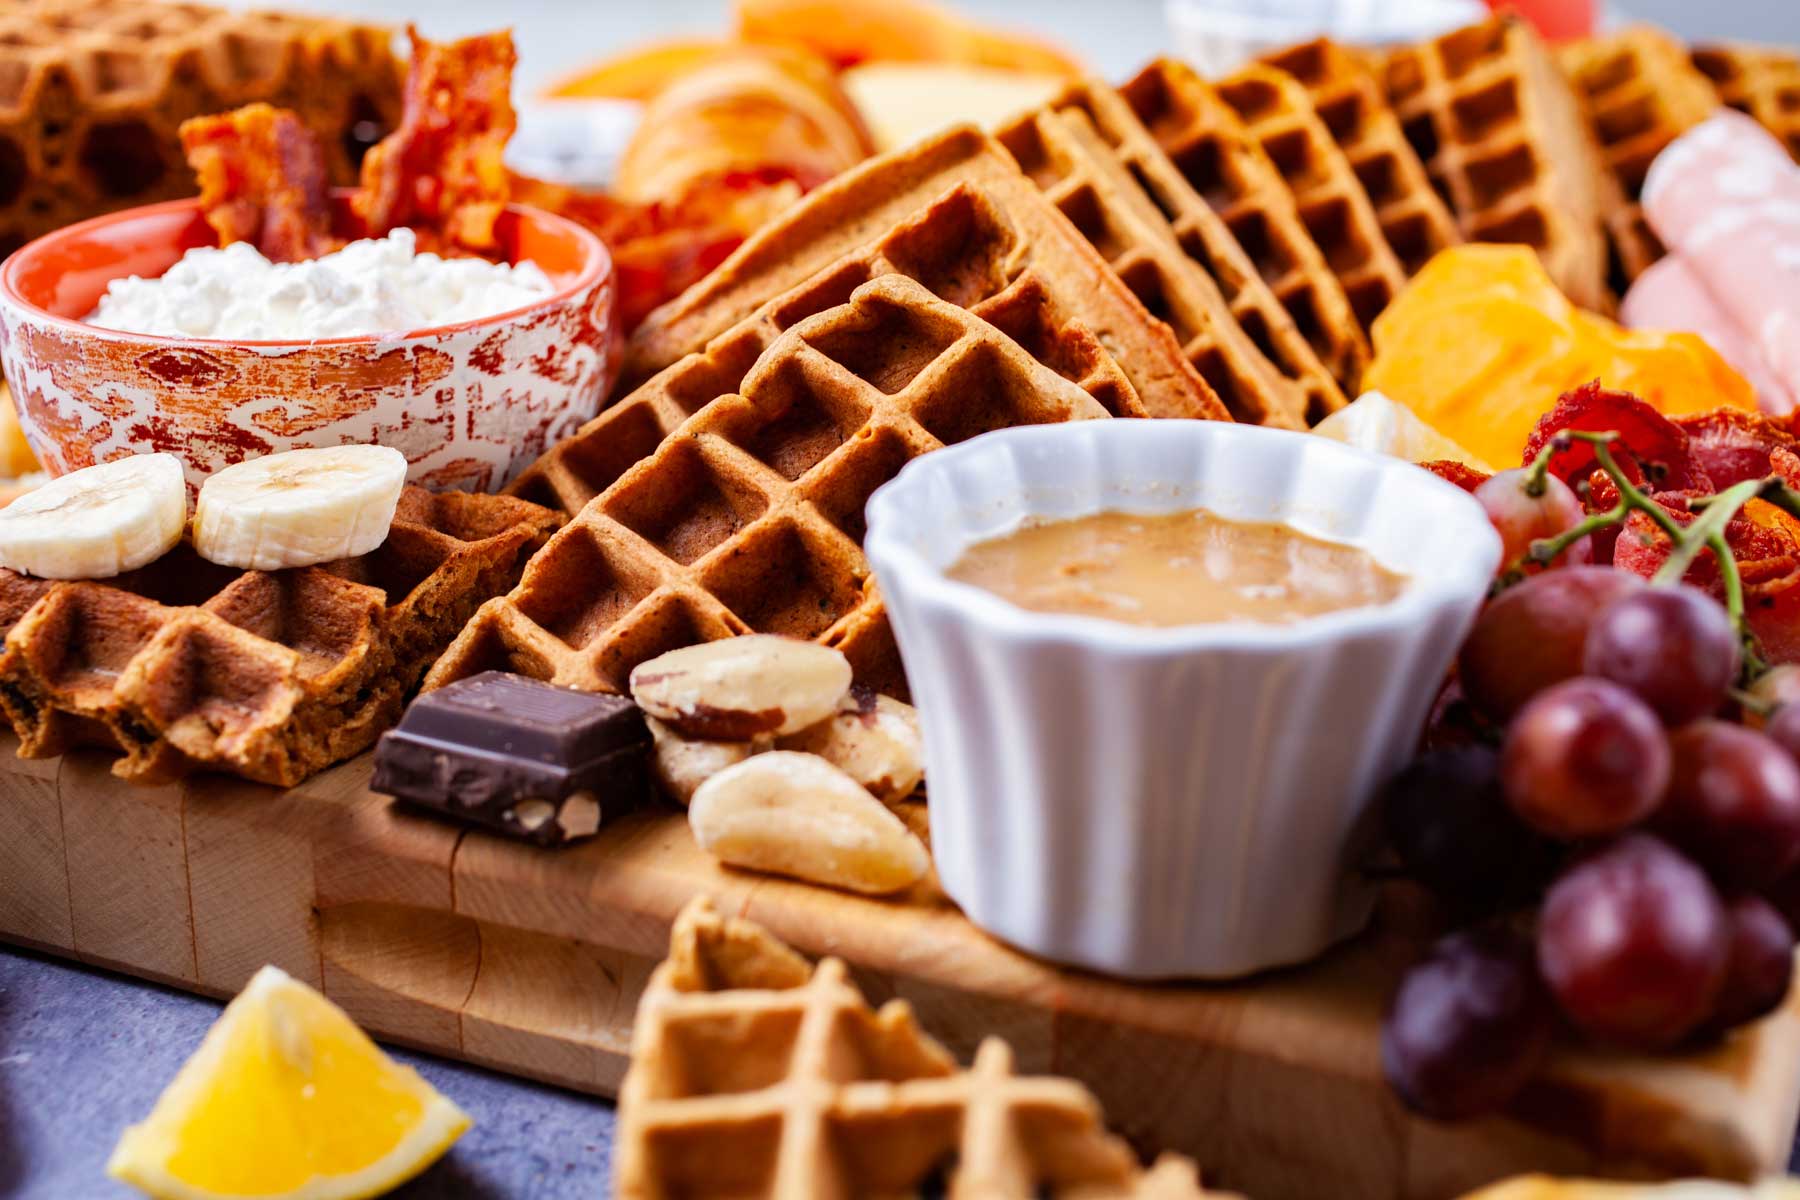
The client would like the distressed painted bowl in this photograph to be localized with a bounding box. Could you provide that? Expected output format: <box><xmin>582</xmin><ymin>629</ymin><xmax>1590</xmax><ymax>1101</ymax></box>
<box><xmin>0</xmin><ymin>194</ymin><xmax>619</xmax><ymax>493</ymax></box>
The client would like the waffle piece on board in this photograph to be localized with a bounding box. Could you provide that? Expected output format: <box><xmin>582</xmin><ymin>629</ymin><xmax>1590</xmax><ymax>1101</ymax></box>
<box><xmin>623</xmin><ymin>125</ymin><xmax>1225</xmax><ymax>423</ymax></box>
<box><xmin>1256</xmin><ymin>38</ymin><xmax>1463</xmax><ymax>277</ymax></box>
<box><xmin>1692</xmin><ymin>43</ymin><xmax>1800</xmax><ymax>163</ymax></box>
<box><xmin>436</xmin><ymin>267</ymin><xmax>1121</xmax><ymax>700</ymax></box>
<box><xmin>1560</xmin><ymin>27</ymin><xmax>1721</xmax><ymax>284</ymax></box>
<box><xmin>996</xmin><ymin>92</ymin><xmax>1310</xmax><ymax>428</ymax></box>
<box><xmin>0</xmin><ymin>489</ymin><xmax>556</xmax><ymax>787</ymax></box>
<box><xmin>0</xmin><ymin>0</ymin><xmax>405</xmax><ymax>257</ymax></box>
<box><xmin>1119</xmin><ymin>59</ymin><xmax>1372</xmax><ymax>396</ymax></box>
<box><xmin>614</xmin><ymin>897</ymin><xmax>1220</xmax><ymax>1199</ymax></box>
<box><xmin>1214</xmin><ymin>64</ymin><xmax>1409</xmax><ymax>337</ymax></box>
<box><xmin>1379</xmin><ymin>16</ymin><xmax>1611</xmax><ymax>311</ymax></box>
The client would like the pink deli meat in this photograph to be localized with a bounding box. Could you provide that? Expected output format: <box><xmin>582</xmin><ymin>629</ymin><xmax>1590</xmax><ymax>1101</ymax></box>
<box><xmin>1622</xmin><ymin>255</ymin><xmax>1797</xmax><ymax>414</ymax></box>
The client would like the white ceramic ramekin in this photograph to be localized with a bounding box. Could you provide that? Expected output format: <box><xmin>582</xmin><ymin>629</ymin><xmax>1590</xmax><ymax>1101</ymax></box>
<box><xmin>864</xmin><ymin>420</ymin><xmax>1501</xmax><ymax>980</ymax></box>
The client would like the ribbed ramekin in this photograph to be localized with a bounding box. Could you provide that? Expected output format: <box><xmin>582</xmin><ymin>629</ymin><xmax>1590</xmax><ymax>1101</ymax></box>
<box><xmin>864</xmin><ymin>420</ymin><xmax>1500</xmax><ymax>979</ymax></box>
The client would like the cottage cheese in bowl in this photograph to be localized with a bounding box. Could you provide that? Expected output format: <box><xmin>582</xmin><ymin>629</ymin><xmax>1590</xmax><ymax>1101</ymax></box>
<box><xmin>87</xmin><ymin>227</ymin><xmax>556</xmax><ymax>341</ymax></box>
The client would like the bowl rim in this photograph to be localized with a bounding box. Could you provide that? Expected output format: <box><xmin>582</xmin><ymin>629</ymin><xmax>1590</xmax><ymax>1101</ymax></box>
<box><xmin>863</xmin><ymin>419</ymin><xmax>1503</xmax><ymax>654</ymax></box>
<box><xmin>0</xmin><ymin>193</ymin><xmax>613</xmax><ymax>350</ymax></box>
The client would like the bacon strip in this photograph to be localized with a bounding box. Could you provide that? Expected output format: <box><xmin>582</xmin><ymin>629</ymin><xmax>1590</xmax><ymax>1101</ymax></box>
<box><xmin>178</xmin><ymin>102</ymin><xmax>339</xmax><ymax>263</ymax></box>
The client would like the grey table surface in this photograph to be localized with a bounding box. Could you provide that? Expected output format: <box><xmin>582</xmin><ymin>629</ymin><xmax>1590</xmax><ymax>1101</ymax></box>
<box><xmin>9</xmin><ymin>2</ymin><xmax>1800</xmax><ymax>1197</ymax></box>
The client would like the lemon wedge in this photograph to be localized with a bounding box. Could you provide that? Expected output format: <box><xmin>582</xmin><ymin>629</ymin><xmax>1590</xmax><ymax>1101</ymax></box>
<box><xmin>107</xmin><ymin>965</ymin><xmax>469</xmax><ymax>1200</ymax></box>
<box><xmin>1312</xmin><ymin>390</ymin><xmax>1495</xmax><ymax>473</ymax></box>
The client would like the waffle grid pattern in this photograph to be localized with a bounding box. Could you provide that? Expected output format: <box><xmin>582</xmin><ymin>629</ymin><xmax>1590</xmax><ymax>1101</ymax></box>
<box><xmin>0</xmin><ymin>0</ymin><xmax>404</xmax><ymax>256</ymax></box>
<box><xmin>1692</xmin><ymin>43</ymin><xmax>1800</xmax><ymax>163</ymax></box>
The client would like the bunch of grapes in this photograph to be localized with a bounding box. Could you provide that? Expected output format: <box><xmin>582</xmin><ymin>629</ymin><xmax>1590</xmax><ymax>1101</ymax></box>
<box><xmin>1380</xmin><ymin>458</ymin><xmax>1800</xmax><ymax>1121</ymax></box>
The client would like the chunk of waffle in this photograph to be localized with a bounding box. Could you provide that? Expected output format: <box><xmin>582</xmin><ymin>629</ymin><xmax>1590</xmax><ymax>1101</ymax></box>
<box><xmin>1379</xmin><ymin>16</ymin><xmax>1612</xmax><ymax>311</ymax></box>
<box><xmin>624</xmin><ymin>126</ymin><xmax>1226</xmax><ymax>423</ymax></box>
<box><xmin>436</xmin><ymin>261</ymin><xmax>1122</xmax><ymax>700</ymax></box>
<box><xmin>996</xmin><ymin>91</ymin><xmax>1311</xmax><ymax>428</ymax></box>
<box><xmin>1559</xmin><ymin>27</ymin><xmax>1721</xmax><ymax>285</ymax></box>
<box><xmin>1692</xmin><ymin>43</ymin><xmax>1800</xmax><ymax>164</ymax></box>
<box><xmin>0</xmin><ymin>0</ymin><xmax>405</xmax><ymax>258</ymax></box>
<box><xmin>614</xmin><ymin>897</ymin><xmax>1220</xmax><ymax>1199</ymax></box>
<box><xmin>1256</xmin><ymin>38</ymin><xmax>1464</xmax><ymax>277</ymax></box>
<box><xmin>0</xmin><ymin>489</ymin><xmax>556</xmax><ymax>787</ymax></box>
<box><xmin>1214</xmin><ymin>64</ymin><xmax>1410</xmax><ymax>337</ymax></box>
<box><xmin>1120</xmin><ymin>59</ymin><xmax>1372</xmax><ymax>396</ymax></box>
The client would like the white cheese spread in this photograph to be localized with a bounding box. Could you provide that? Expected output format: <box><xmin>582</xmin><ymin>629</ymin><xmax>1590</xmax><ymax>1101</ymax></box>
<box><xmin>87</xmin><ymin>227</ymin><xmax>557</xmax><ymax>340</ymax></box>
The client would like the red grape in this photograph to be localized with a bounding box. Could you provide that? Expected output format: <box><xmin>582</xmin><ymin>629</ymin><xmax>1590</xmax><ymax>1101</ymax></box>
<box><xmin>1581</xmin><ymin>588</ymin><xmax>1739</xmax><ymax>726</ymax></box>
<box><xmin>1707</xmin><ymin>894</ymin><xmax>1796</xmax><ymax>1033</ymax></box>
<box><xmin>1381</xmin><ymin>926</ymin><xmax>1554</xmax><ymax>1120</ymax></box>
<box><xmin>1383</xmin><ymin>746</ymin><xmax>1559</xmax><ymax>909</ymax></box>
<box><xmin>1762</xmin><ymin>697</ymin><xmax>1800</xmax><ymax>758</ymax></box>
<box><xmin>1657</xmin><ymin>721</ymin><xmax>1800</xmax><ymax>890</ymax></box>
<box><xmin>1746</xmin><ymin>666</ymin><xmax>1800</xmax><ymax>729</ymax></box>
<box><xmin>1500</xmin><ymin>678</ymin><xmax>1671</xmax><ymax>839</ymax></box>
<box><xmin>1538</xmin><ymin>834</ymin><xmax>1728</xmax><ymax>1049</ymax></box>
<box><xmin>1475</xmin><ymin>468</ymin><xmax>1592</xmax><ymax>568</ymax></box>
<box><xmin>1459</xmin><ymin>567</ymin><xmax>1647</xmax><ymax>723</ymax></box>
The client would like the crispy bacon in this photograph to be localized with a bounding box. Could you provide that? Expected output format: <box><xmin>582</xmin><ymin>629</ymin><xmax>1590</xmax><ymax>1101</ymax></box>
<box><xmin>1520</xmin><ymin>382</ymin><xmax>1703</xmax><ymax>492</ymax></box>
<box><xmin>354</xmin><ymin>28</ymin><xmax>517</xmax><ymax>253</ymax></box>
<box><xmin>1421</xmin><ymin>460</ymin><xmax>1489</xmax><ymax>493</ymax></box>
<box><xmin>179</xmin><ymin>103</ymin><xmax>338</xmax><ymax>262</ymax></box>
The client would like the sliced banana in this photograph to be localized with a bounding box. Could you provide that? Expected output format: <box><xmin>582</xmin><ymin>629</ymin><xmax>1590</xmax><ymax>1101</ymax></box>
<box><xmin>194</xmin><ymin>444</ymin><xmax>408</xmax><ymax>571</ymax></box>
<box><xmin>0</xmin><ymin>453</ymin><xmax>186</xmax><ymax>579</ymax></box>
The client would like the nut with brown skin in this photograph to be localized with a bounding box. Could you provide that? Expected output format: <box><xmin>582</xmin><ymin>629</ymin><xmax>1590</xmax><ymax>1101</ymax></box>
<box><xmin>780</xmin><ymin>687</ymin><xmax>924</xmax><ymax>805</ymax></box>
<box><xmin>629</xmin><ymin>635</ymin><xmax>853</xmax><ymax>740</ymax></box>
<box><xmin>647</xmin><ymin>716</ymin><xmax>768</xmax><ymax>806</ymax></box>
<box><xmin>689</xmin><ymin>751</ymin><xmax>930</xmax><ymax>895</ymax></box>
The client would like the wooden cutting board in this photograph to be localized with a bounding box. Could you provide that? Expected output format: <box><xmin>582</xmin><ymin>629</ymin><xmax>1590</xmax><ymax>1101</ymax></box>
<box><xmin>3</xmin><ymin>737</ymin><xmax>1798</xmax><ymax>1200</ymax></box>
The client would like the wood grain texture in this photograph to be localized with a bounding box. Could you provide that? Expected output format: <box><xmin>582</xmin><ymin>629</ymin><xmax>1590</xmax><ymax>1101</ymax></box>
<box><xmin>3</xmin><ymin>737</ymin><xmax>1797</xmax><ymax>1200</ymax></box>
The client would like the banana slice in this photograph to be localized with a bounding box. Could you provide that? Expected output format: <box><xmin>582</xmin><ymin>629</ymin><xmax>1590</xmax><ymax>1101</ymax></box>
<box><xmin>0</xmin><ymin>453</ymin><xmax>186</xmax><ymax>579</ymax></box>
<box><xmin>194</xmin><ymin>444</ymin><xmax>408</xmax><ymax>571</ymax></box>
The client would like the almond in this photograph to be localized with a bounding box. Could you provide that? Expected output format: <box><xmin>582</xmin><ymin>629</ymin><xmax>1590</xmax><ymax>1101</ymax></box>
<box><xmin>629</xmin><ymin>635</ymin><xmax>852</xmax><ymax>740</ymax></box>
<box><xmin>780</xmin><ymin>687</ymin><xmax>924</xmax><ymax>804</ymax></box>
<box><xmin>647</xmin><ymin>716</ymin><xmax>766</xmax><ymax>806</ymax></box>
<box><xmin>689</xmin><ymin>751</ymin><xmax>929</xmax><ymax>895</ymax></box>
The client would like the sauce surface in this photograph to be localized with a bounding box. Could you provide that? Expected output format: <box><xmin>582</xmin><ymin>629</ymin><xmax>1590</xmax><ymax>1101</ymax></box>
<box><xmin>946</xmin><ymin>509</ymin><xmax>1409</xmax><ymax>628</ymax></box>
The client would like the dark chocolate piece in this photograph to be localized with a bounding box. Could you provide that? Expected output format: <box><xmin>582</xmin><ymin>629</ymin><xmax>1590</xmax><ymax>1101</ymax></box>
<box><xmin>372</xmin><ymin>671</ymin><xmax>651</xmax><ymax>846</ymax></box>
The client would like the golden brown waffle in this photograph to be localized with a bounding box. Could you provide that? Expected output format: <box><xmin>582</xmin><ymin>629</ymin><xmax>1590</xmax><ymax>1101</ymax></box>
<box><xmin>996</xmin><ymin>92</ymin><xmax>1310</xmax><ymax>428</ymax></box>
<box><xmin>1379</xmin><ymin>16</ymin><xmax>1612</xmax><ymax>311</ymax></box>
<box><xmin>1692</xmin><ymin>43</ymin><xmax>1800</xmax><ymax>163</ymax></box>
<box><xmin>624</xmin><ymin>125</ymin><xmax>1226</xmax><ymax>423</ymax></box>
<box><xmin>1559</xmin><ymin>27</ymin><xmax>1720</xmax><ymax>285</ymax></box>
<box><xmin>0</xmin><ymin>0</ymin><xmax>404</xmax><ymax>257</ymax></box>
<box><xmin>1119</xmin><ymin>59</ymin><xmax>1372</xmax><ymax>396</ymax></box>
<box><xmin>1257</xmin><ymin>38</ymin><xmax>1464</xmax><ymax>277</ymax></box>
<box><xmin>436</xmin><ymin>260</ymin><xmax>1124</xmax><ymax>700</ymax></box>
<box><xmin>614</xmin><ymin>897</ymin><xmax>1219</xmax><ymax>1199</ymax></box>
<box><xmin>1214</xmin><ymin>64</ymin><xmax>1409</xmax><ymax>337</ymax></box>
<box><xmin>0</xmin><ymin>489</ymin><xmax>556</xmax><ymax>787</ymax></box>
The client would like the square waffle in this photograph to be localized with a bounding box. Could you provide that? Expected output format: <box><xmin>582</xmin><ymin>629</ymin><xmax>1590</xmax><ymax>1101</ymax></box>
<box><xmin>0</xmin><ymin>488</ymin><xmax>556</xmax><ymax>787</ymax></box>
<box><xmin>614</xmin><ymin>897</ymin><xmax>1219</xmax><ymax>1199</ymax></box>
<box><xmin>1692</xmin><ymin>43</ymin><xmax>1800</xmax><ymax>164</ymax></box>
<box><xmin>623</xmin><ymin>125</ymin><xmax>1226</xmax><ymax>424</ymax></box>
<box><xmin>1379</xmin><ymin>15</ymin><xmax>1612</xmax><ymax>312</ymax></box>
<box><xmin>435</xmin><ymin>252</ymin><xmax>1126</xmax><ymax>700</ymax></box>
<box><xmin>1214</xmin><ymin>63</ymin><xmax>1410</xmax><ymax>337</ymax></box>
<box><xmin>1559</xmin><ymin>27</ymin><xmax>1721</xmax><ymax>285</ymax></box>
<box><xmin>1256</xmin><ymin>38</ymin><xmax>1464</xmax><ymax>277</ymax></box>
<box><xmin>1119</xmin><ymin>58</ymin><xmax>1372</xmax><ymax>396</ymax></box>
<box><xmin>0</xmin><ymin>0</ymin><xmax>405</xmax><ymax>257</ymax></box>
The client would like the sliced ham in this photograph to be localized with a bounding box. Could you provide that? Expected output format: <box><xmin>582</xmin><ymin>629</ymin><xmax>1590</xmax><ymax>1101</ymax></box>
<box><xmin>1622</xmin><ymin>255</ymin><xmax>1797</xmax><ymax>414</ymax></box>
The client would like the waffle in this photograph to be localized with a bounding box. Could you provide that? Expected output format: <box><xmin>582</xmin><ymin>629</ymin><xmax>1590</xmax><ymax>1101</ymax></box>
<box><xmin>1119</xmin><ymin>59</ymin><xmax>1372</xmax><ymax>396</ymax></box>
<box><xmin>614</xmin><ymin>897</ymin><xmax>1219</xmax><ymax>1199</ymax></box>
<box><xmin>996</xmin><ymin>91</ymin><xmax>1311</xmax><ymax>428</ymax></box>
<box><xmin>0</xmin><ymin>0</ymin><xmax>405</xmax><ymax>258</ymax></box>
<box><xmin>1692</xmin><ymin>43</ymin><xmax>1800</xmax><ymax>163</ymax></box>
<box><xmin>0</xmin><ymin>489</ymin><xmax>556</xmax><ymax>787</ymax></box>
<box><xmin>1379</xmin><ymin>16</ymin><xmax>1612</xmax><ymax>312</ymax></box>
<box><xmin>1256</xmin><ymin>38</ymin><xmax>1464</xmax><ymax>277</ymax></box>
<box><xmin>623</xmin><ymin>125</ymin><xmax>1227</xmax><ymax>423</ymax></box>
<box><xmin>1559</xmin><ymin>27</ymin><xmax>1721</xmax><ymax>285</ymax></box>
<box><xmin>435</xmin><ymin>247</ymin><xmax>1126</xmax><ymax>700</ymax></box>
<box><xmin>1214</xmin><ymin>64</ymin><xmax>1410</xmax><ymax>337</ymax></box>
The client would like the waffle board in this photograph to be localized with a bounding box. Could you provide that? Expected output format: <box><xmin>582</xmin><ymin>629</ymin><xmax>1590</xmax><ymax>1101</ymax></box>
<box><xmin>5</xmin><ymin>742</ymin><xmax>1799</xmax><ymax>1200</ymax></box>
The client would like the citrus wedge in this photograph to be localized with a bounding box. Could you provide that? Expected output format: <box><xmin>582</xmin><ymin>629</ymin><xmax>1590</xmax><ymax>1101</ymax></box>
<box><xmin>107</xmin><ymin>965</ymin><xmax>470</xmax><ymax>1200</ymax></box>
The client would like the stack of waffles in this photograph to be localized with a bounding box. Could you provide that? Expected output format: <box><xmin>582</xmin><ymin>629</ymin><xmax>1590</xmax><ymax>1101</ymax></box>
<box><xmin>614</xmin><ymin>898</ymin><xmax>1228</xmax><ymax>1198</ymax></box>
<box><xmin>1691</xmin><ymin>42</ymin><xmax>1800</xmax><ymax>163</ymax></box>
<box><xmin>0</xmin><ymin>489</ymin><xmax>556</xmax><ymax>787</ymax></box>
<box><xmin>0</xmin><ymin>0</ymin><xmax>405</xmax><ymax>256</ymax></box>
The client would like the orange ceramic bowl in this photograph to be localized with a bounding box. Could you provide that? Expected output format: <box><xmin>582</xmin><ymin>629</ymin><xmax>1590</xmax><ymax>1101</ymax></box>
<box><xmin>0</xmin><ymin>194</ymin><xmax>620</xmax><ymax>492</ymax></box>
